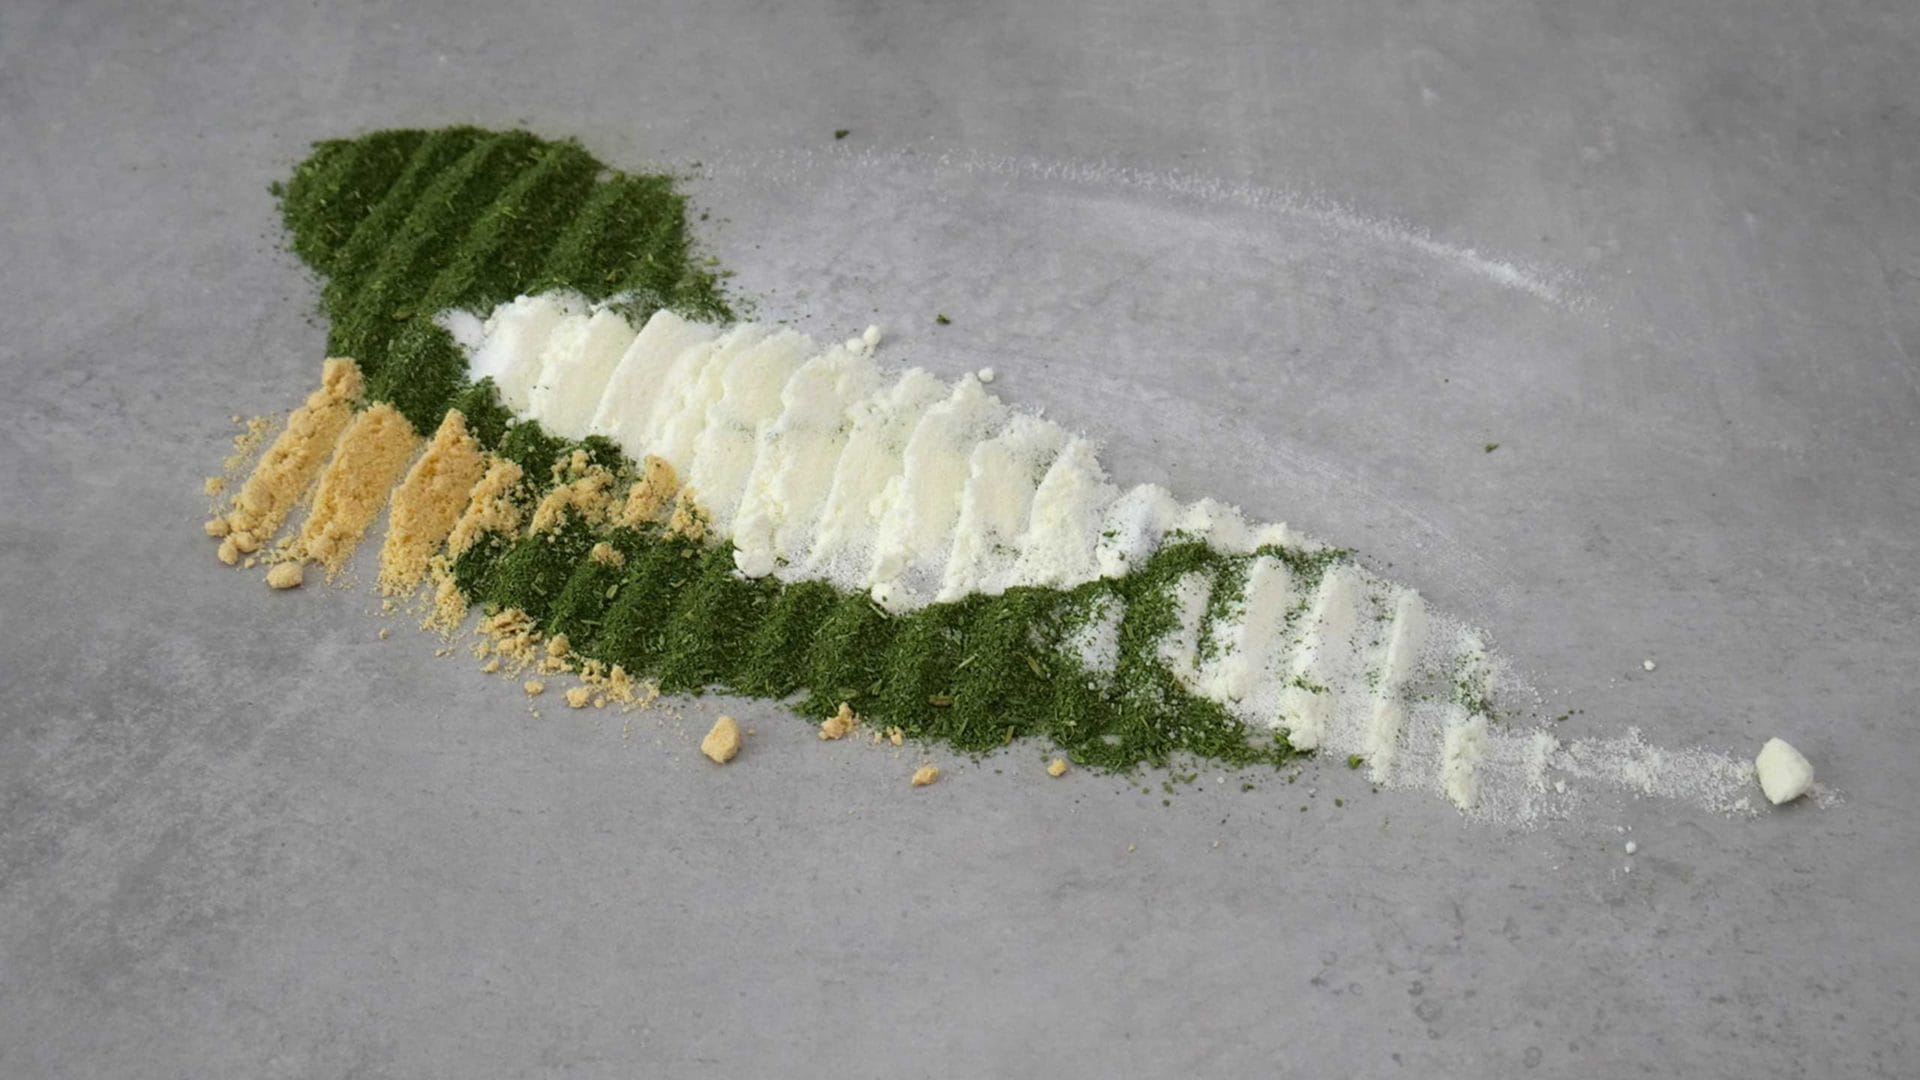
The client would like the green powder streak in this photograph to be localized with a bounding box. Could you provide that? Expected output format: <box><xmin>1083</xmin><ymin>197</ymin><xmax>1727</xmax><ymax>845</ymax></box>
<box><xmin>275</xmin><ymin>127</ymin><xmax>1327</xmax><ymax>775</ymax></box>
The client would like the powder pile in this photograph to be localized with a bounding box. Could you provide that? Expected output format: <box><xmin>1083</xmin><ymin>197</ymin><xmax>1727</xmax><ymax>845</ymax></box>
<box><xmin>298</xmin><ymin>402</ymin><xmax>420</xmax><ymax>576</ymax></box>
<box><xmin>379</xmin><ymin>410</ymin><xmax>486</xmax><ymax>593</ymax></box>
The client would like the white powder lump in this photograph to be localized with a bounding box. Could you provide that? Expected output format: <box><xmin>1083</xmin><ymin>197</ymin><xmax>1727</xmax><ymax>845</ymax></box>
<box><xmin>1754</xmin><ymin>737</ymin><xmax>1814</xmax><ymax>805</ymax></box>
<box><xmin>732</xmin><ymin>344</ymin><xmax>881</xmax><ymax>579</ymax></box>
<box><xmin>526</xmin><ymin>308</ymin><xmax>638</xmax><ymax>439</ymax></box>
<box><xmin>587</xmin><ymin>309</ymin><xmax>719</xmax><ymax>451</ymax></box>
<box><xmin>1009</xmin><ymin>436</ymin><xmax>1118</xmax><ymax>589</ymax></box>
<box><xmin>939</xmin><ymin>414</ymin><xmax>1067</xmax><ymax>601</ymax></box>
<box><xmin>867</xmin><ymin>375</ymin><xmax>1008</xmax><ymax>612</ymax></box>
<box><xmin>687</xmin><ymin>328</ymin><xmax>813</xmax><ymax>534</ymax></box>
<box><xmin>802</xmin><ymin>367</ymin><xmax>949</xmax><ymax>589</ymax></box>
<box><xmin>467</xmin><ymin>292</ymin><xmax>585</xmax><ymax>412</ymax></box>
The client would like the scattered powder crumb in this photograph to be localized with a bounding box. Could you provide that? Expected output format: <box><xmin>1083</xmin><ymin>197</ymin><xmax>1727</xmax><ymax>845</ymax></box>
<box><xmin>1755</xmin><ymin>737</ymin><xmax>1814</xmax><ymax>805</ymax></box>
<box><xmin>445</xmin><ymin>456</ymin><xmax>528</xmax><ymax>558</ymax></box>
<box><xmin>1048</xmin><ymin>758</ymin><xmax>1069</xmax><ymax>778</ymax></box>
<box><xmin>378</xmin><ymin>627</ymin><xmax>390</xmax><ymax>640</ymax></box>
<box><xmin>588</xmin><ymin>541</ymin><xmax>625</xmax><ymax>567</ymax></box>
<box><xmin>216</xmin><ymin>538</ymin><xmax>241</xmax><ymax>565</ymax></box>
<box><xmin>617</xmin><ymin>455</ymin><xmax>680</xmax><ymax>527</ymax></box>
<box><xmin>204</xmin><ymin>518</ymin><xmax>230</xmax><ymax>538</ymax></box>
<box><xmin>820</xmin><ymin>701</ymin><xmax>860</xmax><ymax>740</ymax></box>
<box><xmin>480</xmin><ymin>657</ymin><xmax>500</xmax><ymax>674</ymax></box>
<box><xmin>701</xmin><ymin>715</ymin><xmax>742</xmax><ymax>763</ymax></box>
<box><xmin>524</xmin><ymin>680</ymin><xmax>545</xmax><ymax>696</ymax></box>
<box><xmin>1624</xmin><ymin>840</ymin><xmax>1638</xmax><ymax>855</ymax></box>
<box><xmin>297</xmin><ymin>401</ymin><xmax>421</xmax><ymax>576</ymax></box>
<box><xmin>530</xmin><ymin>461</ymin><xmax>618</xmax><ymax>534</ymax></box>
<box><xmin>203</xmin><ymin>476</ymin><xmax>227</xmax><ymax>497</ymax></box>
<box><xmin>1642</xmin><ymin>659</ymin><xmax>1657</xmax><ymax>672</ymax></box>
<box><xmin>478</xmin><ymin>608</ymin><xmax>542</xmax><ymax>671</ymax></box>
<box><xmin>266</xmin><ymin>562</ymin><xmax>303</xmax><ymax>590</ymax></box>
<box><xmin>378</xmin><ymin>409</ymin><xmax>486</xmax><ymax>594</ymax></box>
<box><xmin>243</xmin><ymin>557</ymin><xmax>258</xmax><ymax>569</ymax></box>
<box><xmin>977</xmin><ymin>367</ymin><xmax>995</xmax><ymax>383</ymax></box>
<box><xmin>911</xmin><ymin>765</ymin><xmax>941</xmax><ymax>787</ymax></box>
<box><xmin>220</xmin><ymin>358</ymin><xmax>363</xmax><ymax>547</ymax></box>
<box><xmin>667</xmin><ymin>486</ymin><xmax>711</xmax><ymax>542</ymax></box>
<box><xmin>565</xmin><ymin>687</ymin><xmax>592</xmax><ymax>709</ymax></box>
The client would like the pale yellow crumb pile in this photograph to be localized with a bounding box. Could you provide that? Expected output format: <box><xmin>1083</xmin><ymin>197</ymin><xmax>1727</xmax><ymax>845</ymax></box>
<box><xmin>820</xmin><ymin>701</ymin><xmax>860</xmax><ymax>741</ymax></box>
<box><xmin>617</xmin><ymin>454</ymin><xmax>679</xmax><ymax>527</ymax></box>
<box><xmin>203</xmin><ymin>476</ymin><xmax>227</xmax><ymax>497</ymax></box>
<box><xmin>701</xmin><ymin>715</ymin><xmax>742</xmax><ymax>764</ymax></box>
<box><xmin>378</xmin><ymin>409</ymin><xmax>486</xmax><ymax>595</ymax></box>
<box><xmin>564</xmin><ymin>687</ymin><xmax>592</xmax><ymax>709</ymax></box>
<box><xmin>265</xmin><ymin>562</ymin><xmax>303</xmax><ymax>590</ymax></box>
<box><xmin>587</xmin><ymin>541</ymin><xmax>624</xmax><ymax>567</ymax></box>
<box><xmin>297</xmin><ymin>401</ymin><xmax>420</xmax><ymax>576</ymax></box>
<box><xmin>523</xmin><ymin>680</ymin><xmax>545</xmax><ymax>697</ymax></box>
<box><xmin>530</xmin><ymin>454</ymin><xmax>618</xmax><ymax>535</ymax></box>
<box><xmin>886</xmin><ymin>726</ymin><xmax>904</xmax><ymax>747</ymax></box>
<box><xmin>445</xmin><ymin>456</ymin><xmax>526</xmax><ymax>558</ymax></box>
<box><xmin>911</xmin><ymin>765</ymin><xmax>941</xmax><ymax>787</ymax></box>
<box><xmin>220</xmin><ymin>358</ymin><xmax>363</xmax><ymax>545</ymax></box>
<box><xmin>1047</xmin><ymin>758</ymin><xmax>1069</xmax><ymax>778</ymax></box>
<box><xmin>666</xmin><ymin>485</ymin><xmax>709</xmax><ymax>541</ymax></box>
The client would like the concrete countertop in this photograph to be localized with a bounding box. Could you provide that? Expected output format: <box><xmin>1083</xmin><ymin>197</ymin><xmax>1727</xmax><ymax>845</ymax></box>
<box><xmin>3</xmin><ymin>1</ymin><xmax>1915</xmax><ymax>1076</ymax></box>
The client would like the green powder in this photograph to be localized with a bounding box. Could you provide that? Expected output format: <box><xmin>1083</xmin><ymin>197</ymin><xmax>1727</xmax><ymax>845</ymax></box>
<box><xmin>273</xmin><ymin>126</ymin><xmax>1342</xmax><ymax>775</ymax></box>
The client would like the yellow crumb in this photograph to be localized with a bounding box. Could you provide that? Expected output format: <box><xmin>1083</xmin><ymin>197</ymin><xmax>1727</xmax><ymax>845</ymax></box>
<box><xmin>701</xmin><ymin>715</ymin><xmax>742</xmax><ymax>764</ymax></box>
<box><xmin>1047</xmin><ymin>758</ymin><xmax>1069</xmax><ymax>778</ymax></box>
<box><xmin>887</xmin><ymin>726</ymin><xmax>904</xmax><ymax>747</ymax></box>
<box><xmin>819</xmin><ymin>701</ymin><xmax>860</xmax><ymax>740</ymax></box>
<box><xmin>530</xmin><ymin>462</ymin><xmax>618</xmax><ymax>534</ymax></box>
<box><xmin>666</xmin><ymin>486</ymin><xmax>710</xmax><ymax>542</ymax></box>
<box><xmin>546</xmin><ymin>634</ymin><xmax>571</xmax><ymax>660</ymax></box>
<box><xmin>911</xmin><ymin>765</ymin><xmax>941</xmax><ymax>787</ymax></box>
<box><xmin>216</xmin><ymin>538</ymin><xmax>241</xmax><ymax>565</ymax></box>
<box><xmin>243</xmin><ymin>557</ymin><xmax>258</xmax><ymax>569</ymax></box>
<box><xmin>523</xmin><ymin>680</ymin><xmax>545</xmax><ymax>696</ymax></box>
<box><xmin>588</xmin><ymin>541</ymin><xmax>625</xmax><ymax>567</ymax></box>
<box><xmin>478</xmin><ymin>608</ymin><xmax>542</xmax><ymax>671</ymax></box>
<box><xmin>565</xmin><ymin>686</ymin><xmax>592</xmax><ymax>709</ymax></box>
<box><xmin>592</xmin><ymin>695</ymin><xmax>606</xmax><ymax>709</ymax></box>
<box><xmin>266</xmin><ymin>562</ymin><xmax>303</xmax><ymax>590</ymax></box>
<box><xmin>480</xmin><ymin>657</ymin><xmax>500</xmax><ymax>674</ymax></box>
<box><xmin>222</xmin><ymin>358</ymin><xmax>363</xmax><ymax>546</ymax></box>
<box><xmin>203</xmin><ymin>517</ymin><xmax>230</xmax><ymax>538</ymax></box>
<box><xmin>445</xmin><ymin>455</ymin><xmax>526</xmax><ymax>558</ymax></box>
<box><xmin>617</xmin><ymin>455</ymin><xmax>679</xmax><ymax>527</ymax></box>
<box><xmin>378</xmin><ymin>627</ymin><xmax>390</xmax><ymax>640</ymax></box>
<box><xmin>377</xmin><ymin>409</ymin><xmax>486</xmax><ymax>595</ymax></box>
<box><xmin>296</xmin><ymin>402</ymin><xmax>420</xmax><ymax>576</ymax></box>
<box><xmin>230</xmin><ymin>530</ymin><xmax>261</xmax><ymax>554</ymax></box>
<box><xmin>203</xmin><ymin>476</ymin><xmax>227</xmax><ymax>497</ymax></box>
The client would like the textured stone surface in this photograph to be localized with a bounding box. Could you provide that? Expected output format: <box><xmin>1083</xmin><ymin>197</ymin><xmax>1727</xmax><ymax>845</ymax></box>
<box><xmin>2</xmin><ymin>1</ymin><xmax>1915</xmax><ymax>1076</ymax></box>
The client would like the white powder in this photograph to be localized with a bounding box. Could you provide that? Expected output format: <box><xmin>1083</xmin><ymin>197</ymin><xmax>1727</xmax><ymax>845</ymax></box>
<box><xmin>449</xmin><ymin>292</ymin><xmax>1793</xmax><ymax>828</ymax></box>
<box><xmin>939</xmin><ymin>414</ymin><xmax>1067</xmax><ymax>601</ymax></box>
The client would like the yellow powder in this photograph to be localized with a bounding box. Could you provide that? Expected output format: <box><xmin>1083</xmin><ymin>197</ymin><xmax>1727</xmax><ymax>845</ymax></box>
<box><xmin>445</xmin><ymin>456</ymin><xmax>525</xmax><ymax>558</ymax></box>
<box><xmin>820</xmin><ymin>701</ymin><xmax>860</xmax><ymax>741</ymax></box>
<box><xmin>480</xmin><ymin>657</ymin><xmax>501</xmax><ymax>674</ymax></box>
<box><xmin>617</xmin><ymin>455</ymin><xmax>679</xmax><ymax>527</ymax></box>
<box><xmin>700</xmin><ymin>715</ymin><xmax>742</xmax><ymax>763</ymax></box>
<box><xmin>478</xmin><ymin>608</ymin><xmax>542</xmax><ymax>671</ymax></box>
<box><xmin>545</xmin><ymin>634</ymin><xmax>571</xmax><ymax>660</ymax></box>
<box><xmin>530</xmin><ymin>464</ymin><xmax>617</xmax><ymax>534</ymax></box>
<box><xmin>588</xmin><ymin>541</ymin><xmax>624</xmax><ymax>567</ymax></box>
<box><xmin>216</xmin><ymin>538</ymin><xmax>241</xmax><ymax>565</ymax></box>
<box><xmin>378</xmin><ymin>409</ymin><xmax>486</xmax><ymax>595</ymax></box>
<box><xmin>1047</xmin><ymin>758</ymin><xmax>1069</xmax><ymax>778</ymax></box>
<box><xmin>204</xmin><ymin>518</ymin><xmax>230</xmax><ymax>538</ymax></box>
<box><xmin>222</xmin><ymin>358</ymin><xmax>364</xmax><ymax>545</ymax></box>
<box><xmin>524</xmin><ymin>679</ymin><xmax>545</xmax><ymax>696</ymax></box>
<box><xmin>565</xmin><ymin>686</ymin><xmax>592</xmax><ymax>709</ymax></box>
<box><xmin>203</xmin><ymin>476</ymin><xmax>227</xmax><ymax>497</ymax></box>
<box><xmin>886</xmin><ymin>726</ymin><xmax>905</xmax><ymax>747</ymax></box>
<box><xmin>266</xmin><ymin>562</ymin><xmax>304</xmax><ymax>590</ymax></box>
<box><xmin>667</xmin><ymin>486</ymin><xmax>710</xmax><ymax>542</ymax></box>
<box><xmin>224</xmin><ymin>415</ymin><xmax>274</xmax><ymax>472</ymax></box>
<box><xmin>911</xmin><ymin>765</ymin><xmax>941</xmax><ymax>787</ymax></box>
<box><xmin>297</xmin><ymin>402</ymin><xmax>421</xmax><ymax>576</ymax></box>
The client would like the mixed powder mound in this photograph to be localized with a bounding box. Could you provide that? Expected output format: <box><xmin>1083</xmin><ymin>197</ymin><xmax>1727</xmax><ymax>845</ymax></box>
<box><xmin>203</xmin><ymin>126</ymin><xmax>1782</xmax><ymax>825</ymax></box>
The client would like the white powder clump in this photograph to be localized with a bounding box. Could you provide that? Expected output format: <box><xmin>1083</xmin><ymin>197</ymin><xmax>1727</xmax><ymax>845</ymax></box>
<box><xmin>1754</xmin><ymin>737</ymin><xmax>1813</xmax><ymax>805</ymax></box>
<box><xmin>939</xmin><ymin>414</ymin><xmax>1067</xmax><ymax>601</ymax></box>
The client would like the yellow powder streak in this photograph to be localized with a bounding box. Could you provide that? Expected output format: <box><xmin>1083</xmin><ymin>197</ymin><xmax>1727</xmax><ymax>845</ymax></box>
<box><xmin>378</xmin><ymin>409</ymin><xmax>486</xmax><ymax>594</ymax></box>
<box><xmin>221</xmin><ymin>357</ymin><xmax>364</xmax><ymax>543</ymax></box>
<box><xmin>616</xmin><ymin>455</ymin><xmax>679</xmax><ymax>528</ymax></box>
<box><xmin>445</xmin><ymin>456</ymin><xmax>526</xmax><ymax>558</ymax></box>
<box><xmin>297</xmin><ymin>402</ymin><xmax>421</xmax><ymax>576</ymax></box>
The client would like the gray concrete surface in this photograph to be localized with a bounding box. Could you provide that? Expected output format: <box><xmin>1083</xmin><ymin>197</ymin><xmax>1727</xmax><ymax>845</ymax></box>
<box><xmin>4</xmin><ymin>1</ymin><xmax>1917</xmax><ymax>1076</ymax></box>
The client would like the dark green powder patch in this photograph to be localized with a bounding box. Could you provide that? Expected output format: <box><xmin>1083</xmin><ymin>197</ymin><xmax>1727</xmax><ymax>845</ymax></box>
<box><xmin>278</xmin><ymin>126</ymin><xmax>731</xmax><ymax>433</ymax></box>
